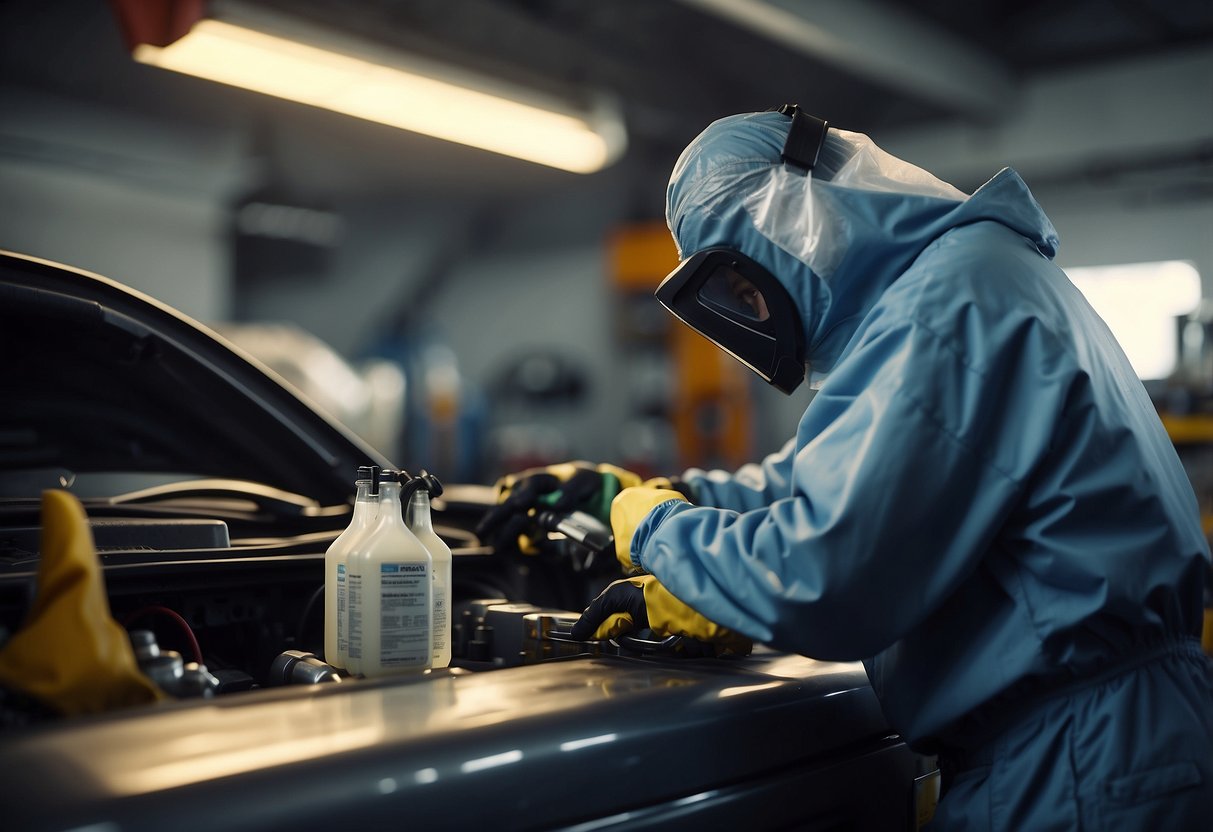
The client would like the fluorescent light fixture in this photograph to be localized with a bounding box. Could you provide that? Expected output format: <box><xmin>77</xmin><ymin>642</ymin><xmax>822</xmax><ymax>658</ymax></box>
<box><xmin>132</xmin><ymin>14</ymin><xmax>625</xmax><ymax>173</ymax></box>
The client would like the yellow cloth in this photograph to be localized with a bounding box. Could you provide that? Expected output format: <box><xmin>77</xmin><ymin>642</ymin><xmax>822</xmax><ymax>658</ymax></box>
<box><xmin>592</xmin><ymin>575</ymin><xmax>752</xmax><ymax>656</ymax></box>
<box><xmin>0</xmin><ymin>490</ymin><xmax>164</xmax><ymax>715</ymax></box>
<box><xmin>610</xmin><ymin>485</ymin><xmax>689</xmax><ymax>572</ymax></box>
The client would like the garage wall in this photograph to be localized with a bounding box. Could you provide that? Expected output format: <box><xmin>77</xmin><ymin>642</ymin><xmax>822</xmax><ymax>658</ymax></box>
<box><xmin>0</xmin><ymin>161</ymin><xmax>231</xmax><ymax>321</ymax></box>
<box><xmin>881</xmin><ymin>45</ymin><xmax>1213</xmax><ymax>284</ymax></box>
<box><xmin>1047</xmin><ymin>190</ymin><xmax>1213</xmax><ymax>277</ymax></box>
<box><xmin>233</xmin><ymin>197</ymin><xmax>474</xmax><ymax>358</ymax></box>
<box><xmin>0</xmin><ymin>87</ymin><xmax>244</xmax><ymax>322</ymax></box>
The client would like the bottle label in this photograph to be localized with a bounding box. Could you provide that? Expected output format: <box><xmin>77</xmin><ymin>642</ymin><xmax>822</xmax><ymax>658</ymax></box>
<box><xmin>380</xmin><ymin>562</ymin><xmax>430</xmax><ymax>666</ymax></box>
<box><xmin>347</xmin><ymin>570</ymin><xmax>362</xmax><ymax>660</ymax></box>
<box><xmin>433</xmin><ymin>569</ymin><xmax>447</xmax><ymax>652</ymax></box>
<box><xmin>336</xmin><ymin>563</ymin><xmax>347</xmax><ymax>652</ymax></box>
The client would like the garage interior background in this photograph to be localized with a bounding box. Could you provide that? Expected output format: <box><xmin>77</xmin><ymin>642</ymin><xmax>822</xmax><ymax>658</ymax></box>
<box><xmin>2</xmin><ymin>0</ymin><xmax>1212</xmax><ymax>491</ymax></box>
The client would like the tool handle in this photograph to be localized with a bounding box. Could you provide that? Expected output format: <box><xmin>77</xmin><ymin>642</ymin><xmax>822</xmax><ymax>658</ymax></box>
<box><xmin>536</xmin><ymin>510</ymin><xmax>614</xmax><ymax>555</ymax></box>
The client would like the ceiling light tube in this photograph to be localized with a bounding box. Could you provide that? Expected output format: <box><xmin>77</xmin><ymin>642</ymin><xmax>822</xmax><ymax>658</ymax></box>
<box><xmin>130</xmin><ymin>7</ymin><xmax>626</xmax><ymax>173</ymax></box>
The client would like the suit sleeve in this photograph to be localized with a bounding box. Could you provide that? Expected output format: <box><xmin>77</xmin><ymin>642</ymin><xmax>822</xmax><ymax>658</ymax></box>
<box><xmin>680</xmin><ymin>437</ymin><xmax>798</xmax><ymax>511</ymax></box>
<box><xmin>636</xmin><ymin>313</ymin><xmax>1057</xmax><ymax>661</ymax></box>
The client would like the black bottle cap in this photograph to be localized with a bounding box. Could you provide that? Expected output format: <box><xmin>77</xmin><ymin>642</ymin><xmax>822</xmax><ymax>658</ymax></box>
<box><xmin>420</xmin><ymin>470</ymin><xmax>444</xmax><ymax>498</ymax></box>
<box><xmin>358</xmin><ymin>465</ymin><xmax>382</xmax><ymax>496</ymax></box>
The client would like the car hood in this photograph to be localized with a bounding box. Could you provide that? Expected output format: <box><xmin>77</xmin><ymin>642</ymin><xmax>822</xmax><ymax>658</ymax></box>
<box><xmin>0</xmin><ymin>250</ymin><xmax>391</xmax><ymax>506</ymax></box>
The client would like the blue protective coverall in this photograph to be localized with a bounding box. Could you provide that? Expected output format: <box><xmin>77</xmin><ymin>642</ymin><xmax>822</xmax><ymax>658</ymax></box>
<box><xmin>636</xmin><ymin>112</ymin><xmax>1213</xmax><ymax>829</ymax></box>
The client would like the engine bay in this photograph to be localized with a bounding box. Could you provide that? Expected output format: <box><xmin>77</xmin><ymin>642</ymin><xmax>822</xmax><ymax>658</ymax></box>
<box><xmin>0</xmin><ymin>477</ymin><xmax>674</xmax><ymax>718</ymax></box>
<box><xmin>0</xmin><ymin>252</ymin><xmax>738</xmax><ymax>721</ymax></box>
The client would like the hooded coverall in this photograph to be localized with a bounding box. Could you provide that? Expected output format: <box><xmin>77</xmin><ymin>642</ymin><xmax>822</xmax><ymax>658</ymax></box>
<box><xmin>634</xmin><ymin>112</ymin><xmax>1213</xmax><ymax>829</ymax></box>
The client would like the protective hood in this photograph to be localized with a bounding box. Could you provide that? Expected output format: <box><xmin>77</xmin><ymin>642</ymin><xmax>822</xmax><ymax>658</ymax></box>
<box><xmin>665</xmin><ymin>111</ymin><xmax>1060</xmax><ymax>377</ymax></box>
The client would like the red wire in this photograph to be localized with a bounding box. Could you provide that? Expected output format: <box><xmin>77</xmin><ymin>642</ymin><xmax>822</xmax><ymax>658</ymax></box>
<box><xmin>122</xmin><ymin>605</ymin><xmax>204</xmax><ymax>665</ymax></box>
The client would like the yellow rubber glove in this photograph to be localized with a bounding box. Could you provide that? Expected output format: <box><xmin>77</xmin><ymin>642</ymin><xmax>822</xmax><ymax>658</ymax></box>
<box><xmin>570</xmin><ymin>574</ymin><xmax>752</xmax><ymax>657</ymax></box>
<box><xmin>0</xmin><ymin>490</ymin><xmax>165</xmax><ymax>715</ymax></box>
<box><xmin>610</xmin><ymin>485</ymin><xmax>690</xmax><ymax>572</ymax></box>
<box><xmin>477</xmin><ymin>461</ymin><xmax>643</xmax><ymax>554</ymax></box>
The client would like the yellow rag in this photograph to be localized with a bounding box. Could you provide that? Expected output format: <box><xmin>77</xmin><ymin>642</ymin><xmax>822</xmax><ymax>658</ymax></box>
<box><xmin>0</xmin><ymin>490</ymin><xmax>164</xmax><ymax>715</ymax></box>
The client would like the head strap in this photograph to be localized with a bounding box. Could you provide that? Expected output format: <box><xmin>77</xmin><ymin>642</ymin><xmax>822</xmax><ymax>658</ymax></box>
<box><xmin>777</xmin><ymin>104</ymin><xmax>828</xmax><ymax>170</ymax></box>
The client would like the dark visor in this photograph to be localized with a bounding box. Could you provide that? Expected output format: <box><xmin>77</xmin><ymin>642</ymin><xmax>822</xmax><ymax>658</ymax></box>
<box><xmin>655</xmin><ymin>248</ymin><xmax>806</xmax><ymax>394</ymax></box>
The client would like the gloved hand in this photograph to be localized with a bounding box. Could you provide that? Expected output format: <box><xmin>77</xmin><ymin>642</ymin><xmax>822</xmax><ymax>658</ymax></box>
<box><xmin>610</xmin><ymin>485</ymin><xmax>690</xmax><ymax>572</ymax></box>
<box><xmin>475</xmin><ymin>461</ymin><xmax>642</xmax><ymax>554</ymax></box>
<box><xmin>0</xmin><ymin>490</ymin><xmax>165</xmax><ymax>715</ymax></box>
<box><xmin>570</xmin><ymin>574</ymin><xmax>752</xmax><ymax>657</ymax></box>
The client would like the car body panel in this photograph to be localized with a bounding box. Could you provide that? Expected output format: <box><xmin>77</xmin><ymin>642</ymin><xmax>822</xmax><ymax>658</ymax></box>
<box><xmin>1</xmin><ymin>651</ymin><xmax>917</xmax><ymax>831</ymax></box>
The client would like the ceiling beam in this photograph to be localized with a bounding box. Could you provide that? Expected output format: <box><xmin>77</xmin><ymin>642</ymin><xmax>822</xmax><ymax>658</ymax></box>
<box><xmin>674</xmin><ymin>0</ymin><xmax>1018</xmax><ymax>122</ymax></box>
<box><xmin>878</xmin><ymin>45</ymin><xmax>1213</xmax><ymax>190</ymax></box>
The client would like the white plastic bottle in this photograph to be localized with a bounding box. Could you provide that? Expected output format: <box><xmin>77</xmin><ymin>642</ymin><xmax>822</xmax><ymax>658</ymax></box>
<box><xmin>324</xmin><ymin>466</ymin><xmax>378</xmax><ymax>670</ymax></box>
<box><xmin>408</xmin><ymin>474</ymin><xmax>452</xmax><ymax>669</ymax></box>
<box><xmin>347</xmin><ymin>470</ymin><xmax>432</xmax><ymax>678</ymax></box>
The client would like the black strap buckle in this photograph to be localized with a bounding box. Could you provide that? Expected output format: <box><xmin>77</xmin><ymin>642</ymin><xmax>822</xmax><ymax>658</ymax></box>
<box><xmin>778</xmin><ymin>104</ymin><xmax>829</xmax><ymax>171</ymax></box>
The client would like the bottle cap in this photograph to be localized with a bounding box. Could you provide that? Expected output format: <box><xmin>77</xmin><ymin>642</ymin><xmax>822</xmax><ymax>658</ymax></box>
<box><xmin>420</xmin><ymin>470</ymin><xmax>444</xmax><ymax>498</ymax></box>
<box><xmin>360</xmin><ymin>465</ymin><xmax>383</xmax><ymax>496</ymax></box>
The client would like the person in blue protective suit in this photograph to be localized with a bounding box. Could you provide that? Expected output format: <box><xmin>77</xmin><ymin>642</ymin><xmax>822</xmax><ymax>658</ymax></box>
<box><xmin>475</xmin><ymin>106</ymin><xmax>1213</xmax><ymax>830</ymax></box>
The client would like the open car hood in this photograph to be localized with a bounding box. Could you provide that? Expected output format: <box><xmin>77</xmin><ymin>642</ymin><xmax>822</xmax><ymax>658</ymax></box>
<box><xmin>0</xmin><ymin>250</ymin><xmax>391</xmax><ymax>506</ymax></box>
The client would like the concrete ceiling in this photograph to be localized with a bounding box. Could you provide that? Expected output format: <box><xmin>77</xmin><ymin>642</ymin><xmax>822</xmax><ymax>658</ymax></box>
<box><xmin>1</xmin><ymin>0</ymin><xmax>1210</xmax><ymax>206</ymax></box>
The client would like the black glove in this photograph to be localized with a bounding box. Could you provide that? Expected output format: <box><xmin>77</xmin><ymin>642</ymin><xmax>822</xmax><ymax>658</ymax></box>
<box><xmin>474</xmin><ymin>462</ymin><xmax>641</xmax><ymax>554</ymax></box>
<box><xmin>570</xmin><ymin>577</ymin><xmax>651</xmax><ymax>640</ymax></box>
<box><xmin>570</xmin><ymin>575</ymin><xmax>752</xmax><ymax>656</ymax></box>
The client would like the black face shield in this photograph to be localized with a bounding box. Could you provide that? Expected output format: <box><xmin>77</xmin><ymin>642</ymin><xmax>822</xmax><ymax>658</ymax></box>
<box><xmin>655</xmin><ymin>248</ymin><xmax>806</xmax><ymax>394</ymax></box>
